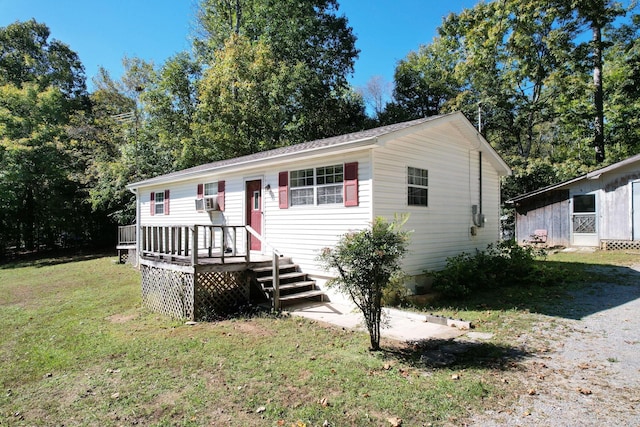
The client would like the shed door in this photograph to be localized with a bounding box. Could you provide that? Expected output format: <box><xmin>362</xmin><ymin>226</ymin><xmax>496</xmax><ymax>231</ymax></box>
<box><xmin>571</xmin><ymin>194</ymin><xmax>598</xmax><ymax>247</ymax></box>
<box><xmin>246</xmin><ymin>180</ymin><xmax>262</xmax><ymax>251</ymax></box>
<box><xmin>633</xmin><ymin>182</ymin><xmax>640</xmax><ymax>240</ymax></box>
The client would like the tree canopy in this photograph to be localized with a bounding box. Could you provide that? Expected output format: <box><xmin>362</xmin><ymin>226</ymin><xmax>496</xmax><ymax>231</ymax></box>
<box><xmin>3</xmin><ymin>0</ymin><xmax>640</xmax><ymax>254</ymax></box>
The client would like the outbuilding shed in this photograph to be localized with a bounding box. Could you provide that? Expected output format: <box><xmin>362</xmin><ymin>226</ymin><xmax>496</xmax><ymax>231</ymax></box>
<box><xmin>510</xmin><ymin>153</ymin><xmax>640</xmax><ymax>249</ymax></box>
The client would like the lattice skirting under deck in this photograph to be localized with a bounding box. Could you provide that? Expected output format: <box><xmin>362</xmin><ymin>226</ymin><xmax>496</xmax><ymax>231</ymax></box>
<box><xmin>194</xmin><ymin>270</ymin><xmax>249</xmax><ymax>320</ymax></box>
<box><xmin>141</xmin><ymin>264</ymin><xmax>249</xmax><ymax>321</ymax></box>
<box><xmin>601</xmin><ymin>240</ymin><xmax>640</xmax><ymax>251</ymax></box>
<box><xmin>141</xmin><ymin>264</ymin><xmax>194</xmax><ymax>319</ymax></box>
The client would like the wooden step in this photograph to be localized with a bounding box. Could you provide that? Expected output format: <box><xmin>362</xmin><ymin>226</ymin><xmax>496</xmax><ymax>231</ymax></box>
<box><xmin>251</xmin><ymin>263</ymin><xmax>297</xmax><ymax>274</ymax></box>
<box><xmin>256</xmin><ymin>271</ymin><xmax>307</xmax><ymax>283</ymax></box>
<box><xmin>263</xmin><ymin>281</ymin><xmax>316</xmax><ymax>292</ymax></box>
<box><xmin>278</xmin><ymin>289</ymin><xmax>326</xmax><ymax>301</ymax></box>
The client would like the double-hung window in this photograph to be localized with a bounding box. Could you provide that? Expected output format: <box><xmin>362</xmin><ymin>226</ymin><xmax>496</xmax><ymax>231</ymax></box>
<box><xmin>154</xmin><ymin>191</ymin><xmax>165</xmax><ymax>215</ymax></box>
<box><xmin>408</xmin><ymin>166</ymin><xmax>428</xmax><ymax>207</ymax></box>
<box><xmin>316</xmin><ymin>165</ymin><xmax>344</xmax><ymax>204</ymax></box>
<box><xmin>290</xmin><ymin>164</ymin><xmax>344</xmax><ymax>206</ymax></box>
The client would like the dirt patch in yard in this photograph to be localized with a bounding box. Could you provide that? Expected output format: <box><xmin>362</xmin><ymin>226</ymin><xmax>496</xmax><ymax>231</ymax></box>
<box><xmin>467</xmin><ymin>264</ymin><xmax>640</xmax><ymax>426</ymax></box>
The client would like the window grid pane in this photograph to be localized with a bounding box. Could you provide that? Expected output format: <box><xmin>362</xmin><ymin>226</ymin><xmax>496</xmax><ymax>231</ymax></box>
<box><xmin>291</xmin><ymin>169</ymin><xmax>314</xmax><ymax>187</ymax></box>
<box><xmin>408</xmin><ymin>187</ymin><xmax>428</xmax><ymax>206</ymax></box>
<box><xmin>291</xmin><ymin>188</ymin><xmax>314</xmax><ymax>206</ymax></box>
<box><xmin>317</xmin><ymin>165</ymin><xmax>343</xmax><ymax>185</ymax></box>
<box><xmin>317</xmin><ymin>185</ymin><xmax>343</xmax><ymax>205</ymax></box>
<box><xmin>408</xmin><ymin>167</ymin><xmax>428</xmax><ymax>187</ymax></box>
<box><xmin>204</xmin><ymin>182</ymin><xmax>217</xmax><ymax>196</ymax></box>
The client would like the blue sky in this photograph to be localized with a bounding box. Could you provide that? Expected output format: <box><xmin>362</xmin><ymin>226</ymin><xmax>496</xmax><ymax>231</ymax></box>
<box><xmin>0</xmin><ymin>0</ymin><xmax>479</xmax><ymax>91</ymax></box>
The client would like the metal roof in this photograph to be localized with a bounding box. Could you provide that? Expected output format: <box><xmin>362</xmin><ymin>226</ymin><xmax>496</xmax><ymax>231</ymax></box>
<box><xmin>508</xmin><ymin>152</ymin><xmax>640</xmax><ymax>203</ymax></box>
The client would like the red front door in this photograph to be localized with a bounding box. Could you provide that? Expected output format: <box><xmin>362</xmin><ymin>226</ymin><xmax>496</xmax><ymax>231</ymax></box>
<box><xmin>246</xmin><ymin>180</ymin><xmax>262</xmax><ymax>251</ymax></box>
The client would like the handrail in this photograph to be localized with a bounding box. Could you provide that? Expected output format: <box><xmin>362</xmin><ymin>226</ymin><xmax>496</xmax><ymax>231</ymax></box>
<box><xmin>117</xmin><ymin>224</ymin><xmax>137</xmax><ymax>246</ymax></box>
<box><xmin>245</xmin><ymin>225</ymin><xmax>283</xmax><ymax>257</ymax></box>
<box><xmin>140</xmin><ymin>224</ymin><xmax>249</xmax><ymax>265</ymax></box>
<box><xmin>245</xmin><ymin>225</ymin><xmax>283</xmax><ymax>311</ymax></box>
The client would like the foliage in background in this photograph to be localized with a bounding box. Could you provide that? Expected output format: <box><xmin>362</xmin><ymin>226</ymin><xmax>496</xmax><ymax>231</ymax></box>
<box><xmin>318</xmin><ymin>216</ymin><xmax>410</xmax><ymax>350</ymax></box>
<box><xmin>379</xmin><ymin>0</ymin><xmax>638</xmax><ymax>201</ymax></box>
<box><xmin>0</xmin><ymin>20</ymin><xmax>112</xmax><ymax>252</ymax></box>
<box><xmin>429</xmin><ymin>240</ymin><xmax>548</xmax><ymax>298</ymax></box>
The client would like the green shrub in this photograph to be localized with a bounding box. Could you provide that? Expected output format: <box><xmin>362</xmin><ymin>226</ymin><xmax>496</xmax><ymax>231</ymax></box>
<box><xmin>428</xmin><ymin>240</ymin><xmax>544</xmax><ymax>298</ymax></box>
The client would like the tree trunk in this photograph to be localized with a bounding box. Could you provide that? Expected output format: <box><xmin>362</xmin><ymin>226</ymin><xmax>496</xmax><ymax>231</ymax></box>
<box><xmin>593</xmin><ymin>22</ymin><xmax>605</xmax><ymax>163</ymax></box>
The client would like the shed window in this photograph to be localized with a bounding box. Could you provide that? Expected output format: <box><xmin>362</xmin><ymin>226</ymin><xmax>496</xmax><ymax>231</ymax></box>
<box><xmin>573</xmin><ymin>194</ymin><xmax>595</xmax><ymax>213</ymax></box>
<box><xmin>408</xmin><ymin>167</ymin><xmax>428</xmax><ymax>207</ymax></box>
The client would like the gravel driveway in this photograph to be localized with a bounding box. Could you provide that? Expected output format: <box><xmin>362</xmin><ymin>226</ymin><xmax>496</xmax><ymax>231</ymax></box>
<box><xmin>469</xmin><ymin>264</ymin><xmax>640</xmax><ymax>426</ymax></box>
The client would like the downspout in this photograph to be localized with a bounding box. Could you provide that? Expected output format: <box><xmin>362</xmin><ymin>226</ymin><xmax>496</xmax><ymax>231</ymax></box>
<box><xmin>479</xmin><ymin>151</ymin><xmax>483</xmax><ymax>220</ymax></box>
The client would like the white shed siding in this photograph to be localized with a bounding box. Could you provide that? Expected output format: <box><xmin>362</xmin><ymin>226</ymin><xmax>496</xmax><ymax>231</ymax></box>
<box><xmin>371</xmin><ymin>123</ymin><xmax>501</xmax><ymax>274</ymax></box>
<box><xmin>262</xmin><ymin>152</ymin><xmax>372</xmax><ymax>276</ymax></box>
<box><xmin>596</xmin><ymin>163</ymin><xmax>640</xmax><ymax>240</ymax></box>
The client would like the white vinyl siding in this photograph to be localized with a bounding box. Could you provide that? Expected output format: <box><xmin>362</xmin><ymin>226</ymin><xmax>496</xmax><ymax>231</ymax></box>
<box><xmin>264</xmin><ymin>154</ymin><xmax>371</xmax><ymax>277</ymax></box>
<box><xmin>372</xmin><ymin>121</ymin><xmax>502</xmax><ymax>274</ymax></box>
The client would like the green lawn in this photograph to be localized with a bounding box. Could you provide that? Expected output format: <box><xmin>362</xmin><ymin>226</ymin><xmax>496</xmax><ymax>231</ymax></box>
<box><xmin>0</xmin><ymin>251</ymin><xmax>634</xmax><ymax>426</ymax></box>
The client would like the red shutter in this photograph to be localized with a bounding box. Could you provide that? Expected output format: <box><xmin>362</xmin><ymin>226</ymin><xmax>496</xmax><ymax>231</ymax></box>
<box><xmin>278</xmin><ymin>171</ymin><xmax>289</xmax><ymax>209</ymax></box>
<box><xmin>197</xmin><ymin>183</ymin><xmax>204</xmax><ymax>199</ymax></box>
<box><xmin>150</xmin><ymin>192</ymin><xmax>155</xmax><ymax>216</ymax></box>
<box><xmin>217</xmin><ymin>180</ymin><xmax>225</xmax><ymax>211</ymax></box>
<box><xmin>164</xmin><ymin>189</ymin><xmax>170</xmax><ymax>215</ymax></box>
<box><xmin>344</xmin><ymin>162</ymin><xmax>359</xmax><ymax>207</ymax></box>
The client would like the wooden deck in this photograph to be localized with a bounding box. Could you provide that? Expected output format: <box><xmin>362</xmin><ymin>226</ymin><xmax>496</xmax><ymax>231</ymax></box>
<box><xmin>118</xmin><ymin>224</ymin><xmax>322</xmax><ymax>316</ymax></box>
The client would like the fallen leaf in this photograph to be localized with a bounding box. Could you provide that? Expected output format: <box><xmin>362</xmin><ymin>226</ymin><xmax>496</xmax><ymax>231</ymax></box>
<box><xmin>318</xmin><ymin>397</ymin><xmax>330</xmax><ymax>407</ymax></box>
<box><xmin>578</xmin><ymin>363</ymin><xmax>591</xmax><ymax>370</ymax></box>
<box><xmin>527</xmin><ymin>389</ymin><xmax>537</xmax><ymax>395</ymax></box>
<box><xmin>387</xmin><ymin>416</ymin><xmax>403</xmax><ymax>426</ymax></box>
<box><xmin>277</xmin><ymin>420</ymin><xmax>285</xmax><ymax>426</ymax></box>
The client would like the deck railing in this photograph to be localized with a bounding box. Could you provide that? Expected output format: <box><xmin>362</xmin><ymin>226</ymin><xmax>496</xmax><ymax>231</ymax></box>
<box><xmin>117</xmin><ymin>224</ymin><xmax>137</xmax><ymax>246</ymax></box>
<box><xmin>140</xmin><ymin>224</ymin><xmax>249</xmax><ymax>265</ymax></box>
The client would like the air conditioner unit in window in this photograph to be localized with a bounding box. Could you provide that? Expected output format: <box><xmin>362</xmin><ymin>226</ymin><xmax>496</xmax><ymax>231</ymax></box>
<box><xmin>205</xmin><ymin>196</ymin><xmax>219</xmax><ymax>211</ymax></box>
<box><xmin>195</xmin><ymin>196</ymin><xmax>219</xmax><ymax>212</ymax></box>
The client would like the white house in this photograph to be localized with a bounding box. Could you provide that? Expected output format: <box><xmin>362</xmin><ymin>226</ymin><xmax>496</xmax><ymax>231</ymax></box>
<box><xmin>125</xmin><ymin>112</ymin><xmax>510</xmax><ymax>318</ymax></box>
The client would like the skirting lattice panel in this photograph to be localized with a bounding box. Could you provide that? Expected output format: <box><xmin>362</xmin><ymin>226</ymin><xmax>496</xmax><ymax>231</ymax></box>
<box><xmin>141</xmin><ymin>264</ymin><xmax>194</xmax><ymax>319</ymax></box>
<box><xmin>140</xmin><ymin>263</ymin><xmax>249</xmax><ymax>321</ymax></box>
<box><xmin>194</xmin><ymin>271</ymin><xmax>249</xmax><ymax>320</ymax></box>
<box><xmin>601</xmin><ymin>240</ymin><xmax>640</xmax><ymax>251</ymax></box>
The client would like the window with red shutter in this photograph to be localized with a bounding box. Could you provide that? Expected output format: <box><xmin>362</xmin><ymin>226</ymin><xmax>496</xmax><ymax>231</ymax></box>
<box><xmin>344</xmin><ymin>162</ymin><xmax>359</xmax><ymax>207</ymax></box>
<box><xmin>278</xmin><ymin>171</ymin><xmax>289</xmax><ymax>209</ymax></box>
<box><xmin>217</xmin><ymin>181</ymin><xmax>225</xmax><ymax>211</ymax></box>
